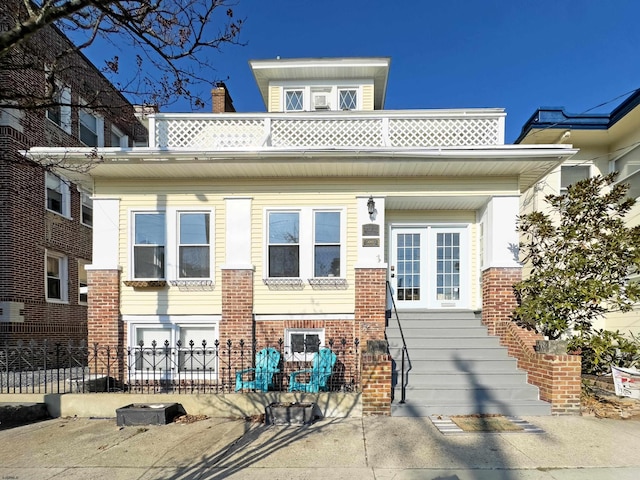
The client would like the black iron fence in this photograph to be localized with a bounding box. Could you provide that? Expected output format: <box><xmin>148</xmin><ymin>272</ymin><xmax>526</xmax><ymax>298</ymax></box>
<box><xmin>0</xmin><ymin>338</ymin><xmax>360</xmax><ymax>395</ymax></box>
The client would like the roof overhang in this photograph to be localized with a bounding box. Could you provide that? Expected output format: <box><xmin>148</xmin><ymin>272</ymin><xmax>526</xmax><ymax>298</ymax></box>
<box><xmin>25</xmin><ymin>145</ymin><xmax>577</xmax><ymax>194</ymax></box>
<box><xmin>249</xmin><ymin>57</ymin><xmax>391</xmax><ymax>110</ymax></box>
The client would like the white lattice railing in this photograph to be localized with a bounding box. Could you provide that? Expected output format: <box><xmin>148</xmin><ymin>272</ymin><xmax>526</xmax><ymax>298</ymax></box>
<box><xmin>149</xmin><ymin>110</ymin><xmax>505</xmax><ymax>149</ymax></box>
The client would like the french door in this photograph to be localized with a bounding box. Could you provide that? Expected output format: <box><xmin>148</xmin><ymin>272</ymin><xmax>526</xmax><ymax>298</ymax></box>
<box><xmin>390</xmin><ymin>226</ymin><xmax>468</xmax><ymax>309</ymax></box>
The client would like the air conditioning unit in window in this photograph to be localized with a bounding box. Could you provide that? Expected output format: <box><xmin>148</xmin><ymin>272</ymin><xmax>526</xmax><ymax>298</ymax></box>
<box><xmin>313</xmin><ymin>93</ymin><xmax>330</xmax><ymax>110</ymax></box>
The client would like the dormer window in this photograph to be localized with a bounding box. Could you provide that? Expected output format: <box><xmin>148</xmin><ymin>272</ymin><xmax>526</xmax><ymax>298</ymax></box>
<box><xmin>339</xmin><ymin>89</ymin><xmax>358</xmax><ymax>110</ymax></box>
<box><xmin>285</xmin><ymin>90</ymin><xmax>303</xmax><ymax>111</ymax></box>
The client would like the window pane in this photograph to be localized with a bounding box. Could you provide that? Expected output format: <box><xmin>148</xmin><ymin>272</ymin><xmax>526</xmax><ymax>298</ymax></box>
<box><xmin>134</xmin><ymin>246</ymin><xmax>165</xmax><ymax>278</ymax></box>
<box><xmin>315</xmin><ymin>245</ymin><xmax>340</xmax><ymax>277</ymax></box>
<box><xmin>269</xmin><ymin>245</ymin><xmax>299</xmax><ymax>277</ymax></box>
<box><xmin>135</xmin><ymin>328</ymin><xmax>171</xmax><ymax>370</ymax></box>
<box><xmin>180</xmin><ymin>213</ymin><xmax>209</xmax><ymax>244</ymax></box>
<box><xmin>315</xmin><ymin>212</ymin><xmax>340</xmax><ymax>243</ymax></box>
<box><xmin>47</xmin><ymin>256</ymin><xmax>61</xmax><ymax>300</ymax></box>
<box><xmin>82</xmin><ymin>194</ymin><xmax>93</xmax><ymax>226</ymax></box>
<box><xmin>80</xmin><ymin>110</ymin><xmax>98</xmax><ymax>146</ymax></box>
<box><xmin>179</xmin><ymin>326</ymin><xmax>216</xmax><ymax>371</ymax></box>
<box><xmin>269</xmin><ymin>212</ymin><xmax>299</xmax><ymax>243</ymax></box>
<box><xmin>135</xmin><ymin>213</ymin><xmax>165</xmax><ymax>244</ymax></box>
<box><xmin>339</xmin><ymin>89</ymin><xmax>357</xmax><ymax>110</ymax></box>
<box><xmin>79</xmin><ymin>262</ymin><xmax>88</xmax><ymax>303</ymax></box>
<box><xmin>179</xmin><ymin>246</ymin><xmax>210</xmax><ymax>278</ymax></box>
<box><xmin>47</xmin><ymin>189</ymin><xmax>62</xmax><ymax>212</ymax></box>
<box><xmin>285</xmin><ymin>90</ymin><xmax>303</xmax><ymax>111</ymax></box>
<box><xmin>561</xmin><ymin>166</ymin><xmax>590</xmax><ymax>191</ymax></box>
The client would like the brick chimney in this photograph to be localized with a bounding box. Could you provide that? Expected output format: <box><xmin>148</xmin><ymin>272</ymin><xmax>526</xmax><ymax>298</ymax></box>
<box><xmin>212</xmin><ymin>82</ymin><xmax>235</xmax><ymax>113</ymax></box>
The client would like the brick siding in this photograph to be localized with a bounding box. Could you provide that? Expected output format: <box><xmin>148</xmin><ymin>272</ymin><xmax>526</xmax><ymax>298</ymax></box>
<box><xmin>482</xmin><ymin>267</ymin><xmax>582</xmax><ymax>414</ymax></box>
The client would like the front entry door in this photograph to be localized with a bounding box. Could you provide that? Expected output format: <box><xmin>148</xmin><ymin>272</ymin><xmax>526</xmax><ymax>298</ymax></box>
<box><xmin>391</xmin><ymin>226</ymin><xmax>468</xmax><ymax>309</ymax></box>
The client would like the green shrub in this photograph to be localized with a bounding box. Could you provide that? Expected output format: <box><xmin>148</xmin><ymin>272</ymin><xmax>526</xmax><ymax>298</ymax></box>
<box><xmin>569</xmin><ymin>329</ymin><xmax>640</xmax><ymax>375</ymax></box>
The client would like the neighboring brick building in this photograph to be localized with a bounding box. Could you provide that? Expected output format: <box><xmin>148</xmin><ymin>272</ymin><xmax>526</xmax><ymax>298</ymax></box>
<box><xmin>0</xmin><ymin>1</ymin><xmax>146</xmax><ymax>346</ymax></box>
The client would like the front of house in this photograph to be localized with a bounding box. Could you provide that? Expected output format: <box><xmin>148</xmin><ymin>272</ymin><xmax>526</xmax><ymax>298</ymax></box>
<box><xmin>28</xmin><ymin>57</ymin><xmax>580</xmax><ymax>415</ymax></box>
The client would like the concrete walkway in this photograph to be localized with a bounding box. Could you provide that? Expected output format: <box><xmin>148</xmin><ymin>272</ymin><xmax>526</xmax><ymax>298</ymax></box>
<box><xmin>1</xmin><ymin>415</ymin><xmax>639</xmax><ymax>479</ymax></box>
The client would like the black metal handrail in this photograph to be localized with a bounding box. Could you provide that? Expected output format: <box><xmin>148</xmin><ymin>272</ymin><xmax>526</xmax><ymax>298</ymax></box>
<box><xmin>386</xmin><ymin>280</ymin><xmax>411</xmax><ymax>403</ymax></box>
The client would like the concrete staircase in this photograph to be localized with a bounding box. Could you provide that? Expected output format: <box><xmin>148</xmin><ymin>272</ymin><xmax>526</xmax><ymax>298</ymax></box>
<box><xmin>387</xmin><ymin>311</ymin><xmax>551</xmax><ymax>417</ymax></box>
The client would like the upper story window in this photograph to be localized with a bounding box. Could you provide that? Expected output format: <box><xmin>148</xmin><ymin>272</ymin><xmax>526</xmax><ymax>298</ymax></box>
<box><xmin>79</xmin><ymin>106</ymin><xmax>104</xmax><ymax>147</ymax></box>
<box><xmin>46</xmin><ymin>251</ymin><xmax>68</xmax><ymax>302</ymax></box>
<box><xmin>46</xmin><ymin>172</ymin><xmax>70</xmax><ymax>217</ymax></box>
<box><xmin>178</xmin><ymin>212</ymin><xmax>211</xmax><ymax>278</ymax></box>
<box><xmin>266</xmin><ymin>208</ymin><xmax>344</xmax><ymax>279</ymax></box>
<box><xmin>560</xmin><ymin>165</ymin><xmax>590</xmax><ymax>194</ymax></box>
<box><xmin>111</xmin><ymin>125</ymin><xmax>127</xmax><ymax>147</ymax></box>
<box><xmin>339</xmin><ymin>89</ymin><xmax>358</xmax><ymax>110</ymax></box>
<box><xmin>46</xmin><ymin>85</ymin><xmax>72</xmax><ymax>134</ymax></box>
<box><xmin>81</xmin><ymin>192</ymin><xmax>93</xmax><ymax>227</ymax></box>
<box><xmin>285</xmin><ymin>90</ymin><xmax>304</xmax><ymax>111</ymax></box>
<box><xmin>133</xmin><ymin>212</ymin><xmax>165</xmax><ymax>279</ymax></box>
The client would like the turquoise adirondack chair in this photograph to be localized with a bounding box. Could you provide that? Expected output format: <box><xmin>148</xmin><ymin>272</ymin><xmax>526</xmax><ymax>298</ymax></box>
<box><xmin>288</xmin><ymin>347</ymin><xmax>337</xmax><ymax>393</ymax></box>
<box><xmin>235</xmin><ymin>347</ymin><xmax>281</xmax><ymax>392</ymax></box>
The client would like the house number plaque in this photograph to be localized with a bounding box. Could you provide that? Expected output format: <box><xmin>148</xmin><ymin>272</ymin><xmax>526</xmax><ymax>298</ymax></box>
<box><xmin>362</xmin><ymin>224</ymin><xmax>379</xmax><ymax>236</ymax></box>
<box><xmin>363</xmin><ymin>238</ymin><xmax>380</xmax><ymax>247</ymax></box>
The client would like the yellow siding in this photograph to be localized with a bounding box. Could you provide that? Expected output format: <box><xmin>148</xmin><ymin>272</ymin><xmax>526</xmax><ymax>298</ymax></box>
<box><xmin>362</xmin><ymin>84</ymin><xmax>374</xmax><ymax>111</ymax></box>
<box><xmin>268</xmin><ymin>86</ymin><xmax>281</xmax><ymax>112</ymax></box>
<box><xmin>97</xmin><ymin>176</ymin><xmax>515</xmax><ymax>316</ymax></box>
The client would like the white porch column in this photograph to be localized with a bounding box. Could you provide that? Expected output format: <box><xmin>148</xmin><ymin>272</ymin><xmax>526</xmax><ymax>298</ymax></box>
<box><xmin>89</xmin><ymin>198</ymin><xmax>120</xmax><ymax>270</ymax></box>
<box><xmin>223</xmin><ymin>197</ymin><xmax>253</xmax><ymax>269</ymax></box>
<box><xmin>480</xmin><ymin>195</ymin><xmax>520</xmax><ymax>269</ymax></box>
<box><xmin>355</xmin><ymin>195</ymin><xmax>387</xmax><ymax>268</ymax></box>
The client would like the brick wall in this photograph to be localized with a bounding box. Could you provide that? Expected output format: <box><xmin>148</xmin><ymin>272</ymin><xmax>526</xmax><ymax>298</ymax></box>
<box><xmin>482</xmin><ymin>267</ymin><xmax>582</xmax><ymax>414</ymax></box>
<box><xmin>220</xmin><ymin>269</ymin><xmax>254</xmax><ymax>364</ymax></box>
<box><xmin>361</xmin><ymin>353</ymin><xmax>392</xmax><ymax>416</ymax></box>
<box><xmin>87</xmin><ymin>269</ymin><xmax>124</xmax><ymax>380</ymax></box>
<box><xmin>355</xmin><ymin>268</ymin><xmax>387</xmax><ymax>344</ymax></box>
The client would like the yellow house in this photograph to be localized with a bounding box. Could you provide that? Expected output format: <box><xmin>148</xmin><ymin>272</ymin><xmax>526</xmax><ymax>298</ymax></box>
<box><xmin>28</xmin><ymin>57</ymin><xmax>579</xmax><ymax>415</ymax></box>
<box><xmin>517</xmin><ymin>93</ymin><xmax>640</xmax><ymax>338</ymax></box>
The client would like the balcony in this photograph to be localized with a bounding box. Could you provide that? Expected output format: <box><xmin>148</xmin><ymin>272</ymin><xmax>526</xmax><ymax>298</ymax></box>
<box><xmin>148</xmin><ymin>109</ymin><xmax>506</xmax><ymax>150</ymax></box>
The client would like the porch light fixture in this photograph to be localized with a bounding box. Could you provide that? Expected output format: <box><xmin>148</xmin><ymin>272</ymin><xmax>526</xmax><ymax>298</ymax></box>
<box><xmin>367</xmin><ymin>196</ymin><xmax>375</xmax><ymax>215</ymax></box>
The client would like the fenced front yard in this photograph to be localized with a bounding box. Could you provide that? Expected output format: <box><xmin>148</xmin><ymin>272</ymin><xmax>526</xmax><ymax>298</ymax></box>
<box><xmin>0</xmin><ymin>339</ymin><xmax>361</xmax><ymax>395</ymax></box>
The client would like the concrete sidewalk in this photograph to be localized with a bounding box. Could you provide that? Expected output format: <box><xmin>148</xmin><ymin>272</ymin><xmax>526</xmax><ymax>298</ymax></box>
<box><xmin>1</xmin><ymin>415</ymin><xmax>639</xmax><ymax>479</ymax></box>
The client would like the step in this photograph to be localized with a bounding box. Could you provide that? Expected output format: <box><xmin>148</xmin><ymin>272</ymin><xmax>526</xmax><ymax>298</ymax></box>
<box><xmin>390</xmin><ymin>399</ymin><xmax>552</xmax><ymax>417</ymax></box>
<box><xmin>387</xmin><ymin>347</ymin><xmax>512</xmax><ymax>362</ymax></box>
<box><xmin>387</xmin><ymin>326</ymin><xmax>489</xmax><ymax>338</ymax></box>
<box><xmin>395</xmin><ymin>369</ymin><xmax>526</xmax><ymax>385</ymax></box>
<box><xmin>388</xmin><ymin>319</ymin><xmax>484</xmax><ymax>328</ymax></box>
<box><xmin>393</xmin><ymin>384</ymin><xmax>541</xmax><ymax>403</ymax></box>
<box><xmin>388</xmin><ymin>336</ymin><xmax>502</xmax><ymax>349</ymax></box>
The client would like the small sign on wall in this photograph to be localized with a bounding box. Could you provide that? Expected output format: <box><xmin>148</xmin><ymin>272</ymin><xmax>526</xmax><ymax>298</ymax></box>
<box><xmin>363</xmin><ymin>238</ymin><xmax>380</xmax><ymax>247</ymax></box>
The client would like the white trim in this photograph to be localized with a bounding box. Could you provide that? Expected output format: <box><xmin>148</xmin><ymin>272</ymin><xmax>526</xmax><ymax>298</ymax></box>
<box><xmin>91</xmin><ymin>198</ymin><xmax>120</xmax><ymax>270</ymax></box>
<box><xmin>45</xmin><ymin>250</ymin><xmax>68</xmax><ymax>303</ymax></box>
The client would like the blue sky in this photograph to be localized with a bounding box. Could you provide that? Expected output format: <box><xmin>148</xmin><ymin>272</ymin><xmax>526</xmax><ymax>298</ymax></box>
<box><xmin>132</xmin><ymin>0</ymin><xmax>640</xmax><ymax>142</ymax></box>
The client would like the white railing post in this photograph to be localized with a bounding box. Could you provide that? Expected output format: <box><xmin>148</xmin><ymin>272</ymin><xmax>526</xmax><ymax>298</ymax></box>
<box><xmin>262</xmin><ymin>117</ymin><xmax>272</xmax><ymax>146</ymax></box>
<box><xmin>147</xmin><ymin>116</ymin><xmax>157</xmax><ymax>148</ymax></box>
<box><xmin>496</xmin><ymin>115</ymin><xmax>506</xmax><ymax>145</ymax></box>
<box><xmin>381</xmin><ymin>117</ymin><xmax>390</xmax><ymax>147</ymax></box>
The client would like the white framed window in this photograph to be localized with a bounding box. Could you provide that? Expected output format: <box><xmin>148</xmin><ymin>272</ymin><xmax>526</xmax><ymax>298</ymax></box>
<box><xmin>81</xmin><ymin>192</ymin><xmax>93</xmax><ymax>227</ymax></box>
<box><xmin>285</xmin><ymin>328</ymin><xmax>324</xmax><ymax>361</ymax></box>
<box><xmin>314</xmin><ymin>211</ymin><xmax>341</xmax><ymax>277</ymax></box>
<box><xmin>46</xmin><ymin>172</ymin><xmax>71</xmax><ymax>217</ymax></box>
<box><xmin>46</xmin><ymin>251</ymin><xmax>68</xmax><ymax>302</ymax></box>
<box><xmin>178</xmin><ymin>212</ymin><xmax>211</xmax><ymax>279</ymax></box>
<box><xmin>284</xmin><ymin>89</ymin><xmax>304</xmax><ymax>111</ymax></box>
<box><xmin>110</xmin><ymin>125</ymin><xmax>128</xmax><ymax>147</ymax></box>
<box><xmin>338</xmin><ymin>88</ymin><xmax>358</xmax><ymax>110</ymax></box>
<box><xmin>45</xmin><ymin>74</ymin><xmax>71</xmax><ymax>134</ymax></box>
<box><xmin>127</xmin><ymin>316</ymin><xmax>218</xmax><ymax>376</ymax></box>
<box><xmin>266</xmin><ymin>208</ymin><xmax>344</xmax><ymax>279</ymax></box>
<box><xmin>560</xmin><ymin>165</ymin><xmax>590</xmax><ymax>194</ymax></box>
<box><xmin>78</xmin><ymin>259</ymin><xmax>89</xmax><ymax>304</ymax></box>
<box><xmin>132</xmin><ymin>212</ymin><xmax>165</xmax><ymax>279</ymax></box>
<box><xmin>79</xmin><ymin>107</ymin><xmax>104</xmax><ymax>147</ymax></box>
<box><xmin>268</xmin><ymin>211</ymin><xmax>300</xmax><ymax>277</ymax></box>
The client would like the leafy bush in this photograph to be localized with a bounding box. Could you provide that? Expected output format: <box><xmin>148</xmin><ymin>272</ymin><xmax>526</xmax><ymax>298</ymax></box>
<box><xmin>569</xmin><ymin>329</ymin><xmax>640</xmax><ymax>375</ymax></box>
<box><xmin>512</xmin><ymin>174</ymin><xmax>640</xmax><ymax>340</ymax></box>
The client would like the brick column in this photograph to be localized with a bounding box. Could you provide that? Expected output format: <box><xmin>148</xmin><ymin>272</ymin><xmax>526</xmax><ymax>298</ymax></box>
<box><xmin>87</xmin><ymin>268</ymin><xmax>124</xmax><ymax>381</ymax></box>
<box><xmin>355</xmin><ymin>267</ymin><xmax>390</xmax><ymax>415</ymax></box>
<box><xmin>482</xmin><ymin>267</ymin><xmax>582</xmax><ymax>414</ymax></box>
<box><xmin>355</xmin><ymin>267</ymin><xmax>387</xmax><ymax>344</ymax></box>
<box><xmin>220</xmin><ymin>268</ymin><xmax>254</xmax><ymax>347</ymax></box>
<box><xmin>361</xmin><ymin>353</ymin><xmax>392</xmax><ymax>416</ymax></box>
